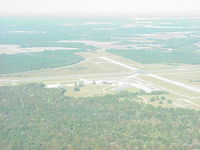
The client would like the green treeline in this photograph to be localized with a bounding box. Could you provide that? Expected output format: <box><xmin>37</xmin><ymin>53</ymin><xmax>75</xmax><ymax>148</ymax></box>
<box><xmin>0</xmin><ymin>84</ymin><xmax>200</xmax><ymax>150</ymax></box>
<box><xmin>0</xmin><ymin>50</ymin><xmax>84</xmax><ymax>74</ymax></box>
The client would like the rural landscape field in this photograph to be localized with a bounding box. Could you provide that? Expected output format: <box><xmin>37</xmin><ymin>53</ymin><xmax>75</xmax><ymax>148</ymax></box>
<box><xmin>0</xmin><ymin>16</ymin><xmax>200</xmax><ymax>149</ymax></box>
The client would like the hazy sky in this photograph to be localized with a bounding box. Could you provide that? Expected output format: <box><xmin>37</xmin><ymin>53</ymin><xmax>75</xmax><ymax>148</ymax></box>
<box><xmin>1</xmin><ymin>0</ymin><xmax>200</xmax><ymax>16</ymax></box>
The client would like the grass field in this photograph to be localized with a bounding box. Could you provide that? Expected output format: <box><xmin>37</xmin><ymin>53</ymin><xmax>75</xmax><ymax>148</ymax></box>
<box><xmin>65</xmin><ymin>85</ymin><xmax>113</xmax><ymax>97</ymax></box>
<box><xmin>156</xmin><ymin>71</ymin><xmax>200</xmax><ymax>86</ymax></box>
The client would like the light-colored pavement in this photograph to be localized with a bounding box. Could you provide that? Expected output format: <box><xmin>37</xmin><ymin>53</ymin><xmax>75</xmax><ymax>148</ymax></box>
<box><xmin>100</xmin><ymin>57</ymin><xmax>138</xmax><ymax>71</ymax></box>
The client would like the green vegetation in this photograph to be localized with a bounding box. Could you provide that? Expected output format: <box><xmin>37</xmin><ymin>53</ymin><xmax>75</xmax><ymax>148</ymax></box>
<box><xmin>0</xmin><ymin>84</ymin><xmax>200</xmax><ymax>150</ymax></box>
<box><xmin>74</xmin><ymin>87</ymin><xmax>80</xmax><ymax>91</ymax></box>
<box><xmin>0</xmin><ymin>50</ymin><xmax>84</xmax><ymax>74</ymax></box>
<box><xmin>168</xmin><ymin>99</ymin><xmax>173</xmax><ymax>104</ymax></box>
<box><xmin>107</xmin><ymin>49</ymin><xmax>200</xmax><ymax>64</ymax></box>
<box><xmin>1</xmin><ymin>17</ymin><xmax>200</xmax><ymax>149</ymax></box>
<box><xmin>191</xmin><ymin>80</ymin><xmax>200</xmax><ymax>82</ymax></box>
<box><xmin>149</xmin><ymin>95</ymin><xmax>170</xmax><ymax>105</ymax></box>
<box><xmin>161</xmin><ymin>96</ymin><xmax>166</xmax><ymax>100</ymax></box>
<box><xmin>150</xmin><ymin>97</ymin><xmax>156</xmax><ymax>102</ymax></box>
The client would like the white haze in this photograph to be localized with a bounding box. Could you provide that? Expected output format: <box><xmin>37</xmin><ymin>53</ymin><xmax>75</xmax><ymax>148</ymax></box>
<box><xmin>0</xmin><ymin>0</ymin><xmax>200</xmax><ymax>16</ymax></box>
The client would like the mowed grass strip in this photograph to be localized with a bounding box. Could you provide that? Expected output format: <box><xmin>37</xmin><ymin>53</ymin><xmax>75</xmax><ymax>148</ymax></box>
<box><xmin>139</xmin><ymin>75</ymin><xmax>200</xmax><ymax>98</ymax></box>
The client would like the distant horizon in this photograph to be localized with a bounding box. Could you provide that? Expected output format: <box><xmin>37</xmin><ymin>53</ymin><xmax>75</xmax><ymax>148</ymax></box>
<box><xmin>1</xmin><ymin>0</ymin><xmax>200</xmax><ymax>17</ymax></box>
<box><xmin>1</xmin><ymin>13</ymin><xmax>200</xmax><ymax>18</ymax></box>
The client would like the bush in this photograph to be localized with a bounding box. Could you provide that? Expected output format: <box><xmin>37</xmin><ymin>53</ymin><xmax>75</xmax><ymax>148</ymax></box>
<box><xmin>168</xmin><ymin>99</ymin><xmax>173</xmax><ymax>104</ymax></box>
<box><xmin>74</xmin><ymin>87</ymin><xmax>80</xmax><ymax>91</ymax></box>
<box><xmin>161</xmin><ymin>96</ymin><xmax>166</xmax><ymax>100</ymax></box>
<box><xmin>150</xmin><ymin>97</ymin><xmax>156</xmax><ymax>102</ymax></box>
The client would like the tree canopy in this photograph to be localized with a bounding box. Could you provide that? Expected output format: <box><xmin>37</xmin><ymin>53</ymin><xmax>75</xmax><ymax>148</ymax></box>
<box><xmin>0</xmin><ymin>84</ymin><xmax>200</xmax><ymax>150</ymax></box>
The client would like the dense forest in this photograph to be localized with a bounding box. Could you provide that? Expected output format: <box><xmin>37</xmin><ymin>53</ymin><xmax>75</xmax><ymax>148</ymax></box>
<box><xmin>0</xmin><ymin>50</ymin><xmax>84</xmax><ymax>74</ymax></box>
<box><xmin>107</xmin><ymin>49</ymin><xmax>200</xmax><ymax>65</ymax></box>
<box><xmin>0</xmin><ymin>84</ymin><xmax>200</xmax><ymax>150</ymax></box>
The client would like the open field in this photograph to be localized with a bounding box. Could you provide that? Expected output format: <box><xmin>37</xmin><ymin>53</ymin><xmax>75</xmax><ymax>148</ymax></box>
<box><xmin>147</xmin><ymin>74</ymin><xmax>200</xmax><ymax>93</ymax></box>
<box><xmin>65</xmin><ymin>85</ymin><xmax>114</xmax><ymax>97</ymax></box>
<box><xmin>155</xmin><ymin>71</ymin><xmax>200</xmax><ymax>86</ymax></box>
